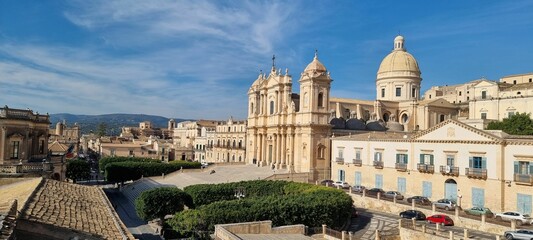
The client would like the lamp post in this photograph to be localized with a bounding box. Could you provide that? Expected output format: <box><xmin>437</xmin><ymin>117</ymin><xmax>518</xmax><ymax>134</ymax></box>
<box><xmin>234</xmin><ymin>187</ymin><xmax>246</xmax><ymax>199</ymax></box>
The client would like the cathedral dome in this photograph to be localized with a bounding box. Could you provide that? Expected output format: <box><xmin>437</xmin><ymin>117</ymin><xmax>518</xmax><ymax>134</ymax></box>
<box><xmin>304</xmin><ymin>52</ymin><xmax>327</xmax><ymax>73</ymax></box>
<box><xmin>377</xmin><ymin>35</ymin><xmax>420</xmax><ymax>76</ymax></box>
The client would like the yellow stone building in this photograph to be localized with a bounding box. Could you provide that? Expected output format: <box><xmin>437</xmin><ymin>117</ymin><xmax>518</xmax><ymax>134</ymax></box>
<box><xmin>331</xmin><ymin>119</ymin><xmax>533</xmax><ymax>214</ymax></box>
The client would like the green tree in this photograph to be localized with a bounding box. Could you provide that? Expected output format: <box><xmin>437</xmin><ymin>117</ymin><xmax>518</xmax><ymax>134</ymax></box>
<box><xmin>487</xmin><ymin>112</ymin><xmax>533</xmax><ymax>135</ymax></box>
<box><xmin>66</xmin><ymin>159</ymin><xmax>90</xmax><ymax>183</ymax></box>
<box><xmin>97</xmin><ymin>122</ymin><xmax>107</xmax><ymax>136</ymax></box>
<box><xmin>135</xmin><ymin>187</ymin><xmax>194</xmax><ymax>223</ymax></box>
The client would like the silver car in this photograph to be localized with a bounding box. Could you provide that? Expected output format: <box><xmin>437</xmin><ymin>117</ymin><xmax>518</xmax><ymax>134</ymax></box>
<box><xmin>433</xmin><ymin>198</ymin><xmax>457</xmax><ymax>211</ymax></box>
<box><xmin>351</xmin><ymin>185</ymin><xmax>365</xmax><ymax>193</ymax></box>
<box><xmin>383</xmin><ymin>191</ymin><xmax>404</xmax><ymax>200</ymax></box>
<box><xmin>504</xmin><ymin>229</ymin><xmax>533</xmax><ymax>240</ymax></box>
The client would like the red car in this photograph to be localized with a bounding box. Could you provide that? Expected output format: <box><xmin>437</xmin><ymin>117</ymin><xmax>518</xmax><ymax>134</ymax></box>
<box><xmin>426</xmin><ymin>214</ymin><xmax>454</xmax><ymax>226</ymax></box>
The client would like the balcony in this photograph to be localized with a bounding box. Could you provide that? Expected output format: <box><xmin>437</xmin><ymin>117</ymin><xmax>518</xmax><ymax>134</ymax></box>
<box><xmin>353</xmin><ymin>159</ymin><xmax>362</xmax><ymax>166</ymax></box>
<box><xmin>465</xmin><ymin>168</ymin><xmax>487</xmax><ymax>179</ymax></box>
<box><xmin>417</xmin><ymin>164</ymin><xmax>434</xmax><ymax>173</ymax></box>
<box><xmin>439</xmin><ymin>165</ymin><xmax>459</xmax><ymax>176</ymax></box>
<box><xmin>335</xmin><ymin>157</ymin><xmax>344</xmax><ymax>164</ymax></box>
<box><xmin>514</xmin><ymin>174</ymin><xmax>533</xmax><ymax>185</ymax></box>
<box><xmin>395</xmin><ymin>163</ymin><xmax>407</xmax><ymax>172</ymax></box>
<box><xmin>373</xmin><ymin>161</ymin><xmax>384</xmax><ymax>169</ymax></box>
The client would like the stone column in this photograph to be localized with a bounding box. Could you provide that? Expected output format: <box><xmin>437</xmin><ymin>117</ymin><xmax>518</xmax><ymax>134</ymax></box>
<box><xmin>455</xmin><ymin>207</ymin><xmax>459</xmax><ymax>220</ymax></box>
<box><xmin>463</xmin><ymin>229</ymin><xmax>468</xmax><ymax>239</ymax></box>
<box><xmin>277</xmin><ymin>133</ymin><xmax>282</xmax><ymax>168</ymax></box>
<box><xmin>322</xmin><ymin>224</ymin><xmax>326</xmax><ymax>235</ymax></box>
<box><xmin>281</xmin><ymin>133</ymin><xmax>286</xmax><ymax>168</ymax></box>
<box><xmin>511</xmin><ymin>219</ymin><xmax>516</xmax><ymax>230</ymax></box>
<box><xmin>377</xmin><ymin>192</ymin><xmax>381</xmax><ymax>201</ymax></box>
<box><xmin>432</xmin><ymin>203</ymin><xmax>436</xmax><ymax>214</ymax></box>
<box><xmin>411</xmin><ymin>200</ymin><xmax>415</xmax><ymax>210</ymax></box>
<box><xmin>341</xmin><ymin>231</ymin><xmax>346</xmax><ymax>240</ymax></box>
<box><xmin>449</xmin><ymin>231</ymin><xmax>454</xmax><ymax>240</ymax></box>
<box><xmin>481</xmin><ymin>213</ymin><xmax>486</xmax><ymax>225</ymax></box>
<box><xmin>348</xmin><ymin>231</ymin><xmax>353</xmax><ymax>240</ymax></box>
<box><xmin>422</xmin><ymin>224</ymin><xmax>426</xmax><ymax>233</ymax></box>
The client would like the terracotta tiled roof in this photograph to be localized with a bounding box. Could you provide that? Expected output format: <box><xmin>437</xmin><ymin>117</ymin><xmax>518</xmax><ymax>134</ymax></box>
<box><xmin>20</xmin><ymin>179</ymin><xmax>133</xmax><ymax>239</ymax></box>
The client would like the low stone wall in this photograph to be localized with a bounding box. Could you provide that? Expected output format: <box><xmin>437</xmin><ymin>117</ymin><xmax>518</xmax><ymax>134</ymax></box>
<box><xmin>264</xmin><ymin>173</ymin><xmax>310</xmax><ymax>183</ymax></box>
<box><xmin>399</xmin><ymin>227</ymin><xmax>449</xmax><ymax>240</ymax></box>
<box><xmin>351</xmin><ymin>193</ymin><xmax>509</xmax><ymax>236</ymax></box>
<box><xmin>271</xmin><ymin>224</ymin><xmax>306</xmax><ymax>234</ymax></box>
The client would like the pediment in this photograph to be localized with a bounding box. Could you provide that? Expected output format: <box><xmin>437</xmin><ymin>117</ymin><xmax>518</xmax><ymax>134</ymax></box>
<box><xmin>473</xmin><ymin>80</ymin><xmax>497</xmax><ymax>88</ymax></box>
<box><xmin>413</xmin><ymin>119</ymin><xmax>501</xmax><ymax>142</ymax></box>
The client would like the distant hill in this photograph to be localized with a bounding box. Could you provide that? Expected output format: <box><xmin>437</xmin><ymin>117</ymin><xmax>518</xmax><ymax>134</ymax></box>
<box><xmin>49</xmin><ymin>113</ymin><xmax>191</xmax><ymax>135</ymax></box>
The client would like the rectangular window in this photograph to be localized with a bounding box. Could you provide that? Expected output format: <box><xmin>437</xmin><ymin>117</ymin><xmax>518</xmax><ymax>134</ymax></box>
<box><xmin>517</xmin><ymin>193</ymin><xmax>532</xmax><ymax>215</ymax></box>
<box><xmin>396</xmin><ymin>153</ymin><xmax>408</xmax><ymax>164</ymax></box>
<box><xmin>338</xmin><ymin>170</ymin><xmax>345</xmax><ymax>182</ymax></box>
<box><xmin>397</xmin><ymin>177</ymin><xmax>406</xmax><ymax>194</ymax></box>
<box><xmin>446</xmin><ymin>155</ymin><xmax>455</xmax><ymax>166</ymax></box>
<box><xmin>381</xmin><ymin>88</ymin><xmax>385</xmax><ymax>98</ymax></box>
<box><xmin>422</xmin><ymin>181</ymin><xmax>432</xmax><ymax>198</ymax></box>
<box><xmin>481</xmin><ymin>91</ymin><xmax>487</xmax><ymax>99</ymax></box>
<box><xmin>508</xmin><ymin>112</ymin><xmax>515</xmax><ymax>118</ymax></box>
<box><xmin>472</xmin><ymin>188</ymin><xmax>485</xmax><ymax>208</ymax></box>
<box><xmin>11</xmin><ymin>141</ymin><xmax>19</xmax><ymax>159</ymax></box>
<box><xmin>355</xmin><ymin>150</ymin><xmax>361</xmax><ymax>160</ymax></box>
<box><xmin>469</xmin><ymin>156</ymin><xmax>486</xmax><ymax>169</ymax></box>
<box><xmin>481</xmin><ymin>112</ymin><xmax>487</xmax><ymax>119</ymax></box>
<box><xmin>419</xmin><ymin>154</ymin><xmax>434</xmax><ymax>165</ymax></box>
<box><xmin>375</xmin><ymin>174</ymin><xmax>383</xmax><ymax>189</ymax></box>
<box><xmin>337</xmin><ymin>147</ymin><xmax>344</xmax><ymax>159</ymax></box>
<box><xmin>374</xmin><ymin>152</ymin><xmax>382</xmax><ymax>162</ymax></box>
<box><xmin>514</xmin><ymin>161</ymin><xmax>533</xmax><ymax>174</ymax></box>
<box><xmin>395</xmin><ymin>87</ymin><xmax>401</xmax><ymax>97</ymax></box>
<box><xmin>355</xmin><ymin>172</ymin><xmax>362</xmax><ymax>186</ymax></box>
<box><xmin>412</xmin><ymin>88</ymin><xmax>416</xmax><ymax>98</ymax></box>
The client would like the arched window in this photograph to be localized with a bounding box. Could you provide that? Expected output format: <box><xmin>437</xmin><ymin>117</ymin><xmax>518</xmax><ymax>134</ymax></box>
<box><xmin>270</xmin><ymin>101</ymin><xmax>275</xmax><ymax>114</ymax></box>
<box><xmin>233</xmin><ymin>140</ymin><xmax>236</xmax><ymax>148</ymax></box>
<box><xmin>440</xmin><ymin>114</ymin><xmax>445</xmax><ymax>123</ymax></box>
<box><xmin>318</xmin><ymin>92</ymin><xmax>324</xmax><ymax>107</ymax></box>
<box><xmin>250</xmin><ymin>102</ymin><xmax>254</xmax><ymax>114</ymax></box>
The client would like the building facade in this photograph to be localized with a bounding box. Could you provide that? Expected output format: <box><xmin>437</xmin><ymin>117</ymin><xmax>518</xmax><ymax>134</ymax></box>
<box><xmin>210</xmin><ymin>117</ymin><xmax>247</xmax><ymax>163</ymax></box>
<box><xmin>246</xmin><ymin>53</ymin><xmax>332</xmax><ymax>180</ymax></box>
<box><xmin>331</xmin><ymin>119</ymin><xmax>533</xmax><ymax>214</ymax></box>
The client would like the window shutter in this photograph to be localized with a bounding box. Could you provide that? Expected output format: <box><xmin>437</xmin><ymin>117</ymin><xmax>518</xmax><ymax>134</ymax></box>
<box><xmin>396</xmin><ymin>154</ymin><xmax>400</xmax><ymax>163</ymax></box>
<box><xmin>529</xmin><ymin>163</ymin><xmax>533</xmax><ymax>175</ymax></box>
<box><xmin>430</xmin><ymin>155</ymin><xmax>434</xmax><ymax>165</ymax></box>
<box><xmin>338</xmin><ymin>169</ymin><xmax>342</xmax><ymax>181</ymax></box>
<box><xmin>405</xmin><ymin>154</ymin><xmax>408</xmax><ymax>164</ymax></box>
<box><xmin>514</xmin><ymin>161</ymin><xmax>519</xmax><ymax>174</ymax></box>
<box><xmin>420</xmin><ymin>154</ymin><xmax>424</xmax><ymax>164</ymax></box>
<box><xmin>482</xmin><ymin>157</ymin><xmax>487</xmax><ymax>169</ymax></box>
<box><xmin>469</xmin><ymin>157</ymin><xmax>473</xmax><ymax>168</ymax></box>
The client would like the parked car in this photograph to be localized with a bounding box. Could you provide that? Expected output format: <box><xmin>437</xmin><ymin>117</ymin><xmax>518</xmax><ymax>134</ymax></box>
<box><xmin>464</xmin><ymin>207</ymin><xmax>494</xmax><ymax>218</ymax></box>
<box><xmin>383</xmin><ymin>191</ymin><xmax>404</xmax><ymax>200</ymax></box>
<box><xmin>399</xmin><ymin>210</ymin><xmax>426</xmax><ymax>220</ymax></box>
<box><xmin>366</xmin><ymin>188</ymin><xmax>385</xmax><ymax>197</ymax></box>
<box><xmin>351</xmin><ymin>185</ymin><xmax>365</xmax><ymax>193</ymax></box>
<box><xmin>406</xmin><ymin>196</ymin><xmax>431</xmax><ymax>205</ymax></box>
<box><xmin>320</xmin><ymin>179</ymin><xmax>334</xmax><ymax>186</ymax></box>
<box><xmin>426</xmin><ymin>214</ymin><xmax>454</xmax><ymax>226</ymax></box>
<box><xmin>333</xmin><ymin>181</ymin><xmax>350</xmax><ymax>189</ymax></box>
<box><xmin>504</xmin><ymin>229</ymin><xmax>533</xmax><ymax>240</ymax></box>
<box><xmin>495</xmin><ymin>212</ymin><xmax>533</xmax><ymax>226</ymax></box>
<box><xmin>433</xmin><ymin>199</ymin><xmax>457</xmax><ymax>211</ymax></box>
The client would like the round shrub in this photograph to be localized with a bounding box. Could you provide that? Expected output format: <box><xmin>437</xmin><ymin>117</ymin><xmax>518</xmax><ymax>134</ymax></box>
<box><xmin>135</xmin><ymin>187</ymin><xmax>194</xmax><ymax>221</ymax></box>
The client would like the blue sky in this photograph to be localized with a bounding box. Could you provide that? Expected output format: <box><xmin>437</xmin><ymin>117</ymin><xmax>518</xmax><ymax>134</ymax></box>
<box><xmin>1</xmin><ymin>1</ymin><xmax>532</xmax><ymax>119</ymax></box>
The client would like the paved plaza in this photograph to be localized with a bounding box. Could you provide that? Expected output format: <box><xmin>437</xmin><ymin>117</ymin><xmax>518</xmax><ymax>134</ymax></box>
<box><xmin>152</xmin><ymin>164</ymin><xmax>288</xmax><ymax>188</ymax></box>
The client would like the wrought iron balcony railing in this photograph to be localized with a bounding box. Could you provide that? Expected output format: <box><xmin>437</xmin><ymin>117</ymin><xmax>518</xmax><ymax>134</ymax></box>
<box><xmin>417</xmin><ymin>164</ymin><xmax>434</xmax><ymax>173</ymax></box>
<box><xmin>514</xmin><ymin>173</ymin><xmax>533</xmax><ymax>185</ymax></box>
<box><xmin>439</xmin><ymin>165</ymin><xmax>459</xmax><ymax>176</ymax></box>
<box><xmin>373</xmin><ymin>161</ymin><xmax>384</xmax><ymax>169</ymax></box>
<box><xmin>465</xmin><ymin>168</ymin><xmax>487</xmax><ymax>179</ymax></box>
<box><xmin>395</xmin><ymin>163</ymin><xmax>407</xmax><ymax>171</ymax></box>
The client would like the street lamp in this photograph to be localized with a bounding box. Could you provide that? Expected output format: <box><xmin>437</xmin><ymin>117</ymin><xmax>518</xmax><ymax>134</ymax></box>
<box><xmin>234</xmin><ymin>187</ymin><xmax>246</xmax><ymax>199</ymax></box>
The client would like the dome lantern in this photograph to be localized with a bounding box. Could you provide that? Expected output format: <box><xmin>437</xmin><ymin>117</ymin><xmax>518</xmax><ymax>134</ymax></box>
<box><xmin>394</xmin><ymin>35</ymin><xmax>405</xmax><ymax>51</ymax></box>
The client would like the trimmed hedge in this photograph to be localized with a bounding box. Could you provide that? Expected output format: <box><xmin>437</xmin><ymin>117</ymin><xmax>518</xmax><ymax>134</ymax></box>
<box><xmin>135</xmin><ymin>187</ymin><xmax>194</xmax><ymax>221</ymax></box>
<box><xmin>105</xmin><ymin>161</ymin><xmax>201</xmax><ymax>183</ymax></box>
<box><xmin>184</xmin><ymin>180</ymin><xmax>288</xmax><ymax>206</ymax></box>
<box><xmin>170</xmin><ymin>181</ymin><xmax>353</xmax><ymax>236</ymax></box>
<box><xmin>99</xmin><ymin>156</ymin><xmax>159</xmax><ymax>172</ymax></box>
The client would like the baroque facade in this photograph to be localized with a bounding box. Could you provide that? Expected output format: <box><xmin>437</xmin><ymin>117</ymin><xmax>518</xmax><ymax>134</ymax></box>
<box><xmin>246</xmin><ymin>53</ymin><xmax>332</xmax><ymax>180</ymax></box>
<box><xmin>209</xmin><ymin>117</ymin><xmax>247</xmax><ymax>163</ymax></box>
